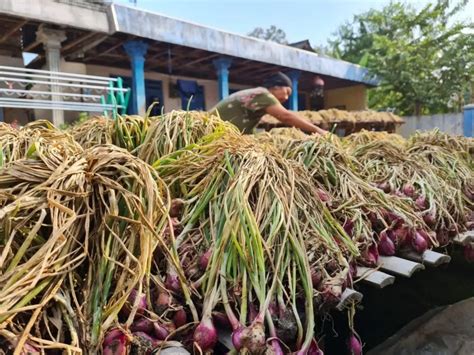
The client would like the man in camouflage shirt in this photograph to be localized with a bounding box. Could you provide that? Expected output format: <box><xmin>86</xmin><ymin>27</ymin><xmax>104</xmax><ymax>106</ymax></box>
<box><xmin>211</xmin><ymin>72</ymin><xmax>326</xmax><ymax>135</ymax></box>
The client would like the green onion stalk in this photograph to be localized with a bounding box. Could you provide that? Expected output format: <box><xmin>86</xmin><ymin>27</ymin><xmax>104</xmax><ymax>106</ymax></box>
<box><xmin>0</xmin><ymin>131</ymin><xmax>88</xmax><ymax>353</ymax></box>
<box><xmin>138</xmin><ymin>110</ymin><xmax>238</xmax><ymax>164</ymax></box>
<box><xmin>82</xmin><ymin>145</ymin><xmax>178</xmax><ymax>351</ymax></box>
<box><xmin>69</xmin><ymin>114</ymin><xmax>152</xmax><ymax>152</ymax></box>
<box><xmin>257</xmin><ymin>129</ymin><xmax>425</xmax><ymax>263</ymax></box>
<box><xmin>0</xmin><ymin>123</ymin><xmax>185</xmax><ymax>353</ymax></box>
<box><xmin>68</xmin><ymin>115</ymin><xmax>114</xmax><ymax>149</ymax></box>
<box><xmin>1</xmin><ymin>120</ymin><xmax>82</xmax><ymax>167</ymax></box>
<box><xmin>114</xmin><ymin>114</ymin><xmax>151</xmax><ymax>153</ymax></box>
<box><xmin>155</xmin><ymin>131</ymin><xmax>358</xmax><ymax>353</ymax></box>
<box><xmin>345</xmin><ymin>134</ymin><xmax>463</xmax><ymax>249</ymax></box>
<box><xmin>407</xmin><ymin>129</ymin><xmax>474</xmax><ymax>233</ymax></box>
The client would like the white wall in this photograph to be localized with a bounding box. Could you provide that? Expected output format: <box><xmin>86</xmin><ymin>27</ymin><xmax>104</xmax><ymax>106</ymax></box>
<box><xmin>398</xmin><ymin>113</ymin><xmax>464</xmax><ymax>137</ymax></box>
<box><xmin>0</xmin><ymin>55</ymin><xmax>30</xmax><ymax>124</ymax></box>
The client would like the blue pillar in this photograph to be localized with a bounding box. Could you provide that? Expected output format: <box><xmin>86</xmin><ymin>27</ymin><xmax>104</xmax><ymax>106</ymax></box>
<box><xmin>287</xmin><ymin>70</ymin><xmax>301</xmax><ymax>111</ymax></box>
<box><xmin>464</xmin><ymin>104</ymin><xmax>474</xmax><ymax>137</ymax></box>
<box><xmin>124</xmin><ymin>40</ymin><xmax>148</xmax><ymax>115</ymax></box>
<box><xmin>213</xmin><ymin>57</ymin><xmax>232</xmax><ymax>100</ymax></box>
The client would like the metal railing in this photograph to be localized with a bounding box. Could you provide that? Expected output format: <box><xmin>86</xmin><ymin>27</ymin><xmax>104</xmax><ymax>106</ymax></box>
<box><xmin>0</xmin><ymin>65</ymin><xmax>130</xmax><ymax>118</ymax></box>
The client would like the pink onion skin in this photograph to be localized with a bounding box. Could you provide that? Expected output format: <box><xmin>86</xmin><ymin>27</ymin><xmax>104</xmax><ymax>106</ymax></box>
<box><xmin>377</xmin><ymin>182</ymin><xmax>391</xmax><ymax>193</ymax></box>
<box><xmin>193</xmin><ymin>317</ymin><xmax>218</xmax><ymax>352</ymax></box>
<box><xmin>369</xmin><ymin>244</ymin><xmax>379</xmax><ymax>265</ymax></box>
<box><xmin>268</xmin><ymin>301</ymin><xmax>278</xmax><ymax>317</ymax></box>
<box><xmin>343</xmin><ymin>219</ymin><xmax>354</xmax><ymax>236</ymax></box>
<box><xmin>378</xmin><ymin>231</ymin><xmax>396</xmax><ymax>256</ymax></box>
<box><xmin>467</xmin><ymin>211</ymin><xmax>474</xmax><ymax>223</ymax></box>
<box><xmin>392</xmin><ymin>226</ymin><xmax>408</xmax><ymax>242</ymax></box>
<box><xmin>384</xmin><ymin>211</ymin><xmax>403</xmax><ymax>227</ymax></box>
<box><xmin>362</xmin><ymin>244</ymin><xmax>379</xmax><ymax>267</ymax></box>
<box><xmin>415</xmin><ymin>195</ymin><xmax>427</xmax><ymax>210</ymax></box>
<box><xmin>231</xmin><ymin>326</ymin><xmax>244</xmax><ymax>350</ymax></box>
<box><xmin>248</xmin><ymin>304</ymin><xmax>258</xmax><ymax>323</ymax></box>
<box><xmin>120</xmin><ymin>289</ymin><xmax>147</xmax><ymax>318</ymax></box>
<box><xmin>170</xmin><ymin>198</ymin><xmax>185</xmax><ymax>218</ymax></box>
<box><xmin>165</xmin><ymin>273</ymin><xmax>180</xmax><ymax>294</ymax></box>
<box><xmin>199</xmin><ymin>249</ymin><xmax>212</xmax><ymax>271</ymax></box>
<box><xmin>130</xmin><ymin>317</ymin><xmax>154</xmax><ymax>334</ymax></box>
<box><xmin>20</xmin><ymin>343</ymin><xmax>40</xmax><ymax>355</ymax></box>
<box><xmin>385</xmin><ymin>229</ymin><xmax>397</xmax><ymax>244</ymax></box>
<box><xmin>103</xmin><ymin>339</ymin><xmax>127</xmax><ymax>355</ymax></box>
<box><xmin>393</xmin><ymin>190</ymin><xmax>405</xmax><ymax>198</ymax></box>
<box><xmin>153</xmin><ymin>322</ymin><xmax>170</xmax><ymax>340</ymax></box>
<box><xmin>163</xmin><ymin>217</ymin><xmax>180</xmax><ymax>236</ymax></box>
<box><xmin>368</xmin><ymin>211</ymin><xmax>378</xmax><ymax>225</ymax></box>
<box><xmin>173</xmin><ymin>309</ymin><xmax>187</xmax><ymax>328</ymax></box>
<box><xmin>311</xmin><ymin>269</ymin><xmax>323</xmax><ymax>289</ymax></box>
<box><xmin>267</xmin><ymin>339</ymin><xmax>285</xmax><ymax>355</ymax></box>
<box><xmin>464</xmin><ymin>187</ymin><xmax>474</xmax><ymax>202</ymax></box>
<box><xmin>155</xmin><ymin>290</ymin><xmax>171</xmax><ymax>314</ymax></box>
<box><xmin>103</xmin><ymin>328</ymin><xmax>126</xmax><ymax>347</ymax></box>
<box><xmin>418</xmin><ymin>229</ymin><xmax>433</xmax><ymax>245</ymax></box>
<box><xmin>348</xmin><ymin>334</ymin><xmax>362</xmax><ymax>355</ymax></box>
<box><xmin>436</xmin><ymin>230</ymin><xmax>450</xmax><ymax>246</ymax></box>
<box><xmin>212</xmin><ymin>311</ymin><xmax>231</xmax><ymax>328</ymax></box>
<box><xmin>306</xmin><ymin>339</ymin><xmax>324</xmax><ymax>355</ymax></box>
<box><xmin>412</xmin><ymin>231</ymin><xmax>428</xmax><ymax>254</ymax></box>
<box><xmin>128</xmin><ymin>289</ymin><xmax>147</xmax><ymax>315</ymax></box>
<box><xmin>402</xmin><ymin>184</ymin><xmax>416</xmax><ymax>197</ymax></box>
<box><xmin>322</xmin><ymin>284</ymin><xmax>342</xmax><ymax>307</ymax></box>
<box><xmin>464</xmin><ymin>244</ymin><xmax>474</xmax><ymax>263</ymax></box>
<box><xmin>423</xmin><ymin>213</ymin><xmax>436</xmax><ymax>226</ymax></box>
<box><xmin>317</xmin><ymin>188</ymin><xmax>330</xmax><ymax>203</ymax></box>
<box><xmin>103</xmin><ymin>329</ymin><xmax>128</xmax><ymax>355</ymax></box>
<box><xmin>349</xmin><ymin>262</ymin><xmax>358</xmax><ymax>280</ymax></box>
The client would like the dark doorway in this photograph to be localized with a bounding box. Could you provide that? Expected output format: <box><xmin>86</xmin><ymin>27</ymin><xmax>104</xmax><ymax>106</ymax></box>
<box><xmin>118</xmin><ymin>76</ymin><xmax>164</xmax><ymax>115</ymax></box>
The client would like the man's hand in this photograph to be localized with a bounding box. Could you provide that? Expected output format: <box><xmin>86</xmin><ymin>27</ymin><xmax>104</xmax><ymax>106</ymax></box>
<box><xmin>315</xmin><ymin>126</ymin><xmax>329</xmax><ymax>135</ymax></box>
<box><xmin>265</xmin><ymin>104</ymin><xmax>325</xmax><ymax>135</ymax></box>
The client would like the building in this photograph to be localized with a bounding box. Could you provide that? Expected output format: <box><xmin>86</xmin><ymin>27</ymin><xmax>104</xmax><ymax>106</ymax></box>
<box><xmin>0</xmin><ymin>0</ymin><xmax>377</xmax><ymax>125</ymax></box>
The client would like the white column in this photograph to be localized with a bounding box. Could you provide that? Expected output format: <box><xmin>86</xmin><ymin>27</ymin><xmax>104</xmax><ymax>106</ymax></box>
<box><xmin>36</xmin><ymin>26</ymin><xmax>66</xmax><ymax>127</ymax></box>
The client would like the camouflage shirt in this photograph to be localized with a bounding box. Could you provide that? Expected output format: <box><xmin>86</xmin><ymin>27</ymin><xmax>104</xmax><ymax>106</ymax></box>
<box><xmin>210</xmin><ymin>87</ymin><xmax>280</xmax><ymax>133</ymax></box>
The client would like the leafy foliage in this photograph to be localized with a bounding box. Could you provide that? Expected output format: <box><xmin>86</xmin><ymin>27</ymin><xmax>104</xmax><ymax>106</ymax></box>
<box><xmin>248</xmin><ymin>25</ymin><xmax>288</xmax><ymax>44</ymax></box>
<box><xmin>328</xmin><ymin>0</ymin><xmax>474</xmax><ymax>115</ymax></box>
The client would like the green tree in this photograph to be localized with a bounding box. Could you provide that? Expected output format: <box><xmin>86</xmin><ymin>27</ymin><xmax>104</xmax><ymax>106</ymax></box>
<box><xmin>328</xmin><ymin>0</ymin><xmax>474</xmax><ymax>115</ymax></box>
<box><xmin>312</xmin><ymin>44</ymin><xmax>332</xmax><ymax>56</ymax></box>
<box><xmin>248</xmin><ymin>25</ymin><xmax>288</xmax><ymax>44</ymax></box>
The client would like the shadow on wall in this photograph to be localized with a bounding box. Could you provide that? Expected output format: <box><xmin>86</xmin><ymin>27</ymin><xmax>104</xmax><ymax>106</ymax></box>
<box><xmin>1</xmin><ymin>107</ymin><xmax>34</xmax><ymax>126</ymax></box>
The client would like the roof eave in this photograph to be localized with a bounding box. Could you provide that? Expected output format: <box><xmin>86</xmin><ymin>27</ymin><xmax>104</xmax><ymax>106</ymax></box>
<box><xmin>111</xmin><ymin>4</ymin><xmax>378</xmax><ymax>86</ymax></box>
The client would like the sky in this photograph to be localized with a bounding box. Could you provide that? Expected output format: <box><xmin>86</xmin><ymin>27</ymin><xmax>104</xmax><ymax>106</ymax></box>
<box><xmin>114</xmin><ymin>0</ymin><xmax>473</xmax><ymax>47</ymax></box>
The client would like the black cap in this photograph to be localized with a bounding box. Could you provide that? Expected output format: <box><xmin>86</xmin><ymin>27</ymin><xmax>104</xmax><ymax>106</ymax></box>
<box><xmin>263</xmin><ymin>72</ymin><xmax>292</xmax><ymax>89</ymax></box>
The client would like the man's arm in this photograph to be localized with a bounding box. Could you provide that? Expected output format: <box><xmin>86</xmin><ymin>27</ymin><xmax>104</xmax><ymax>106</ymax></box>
<box><xmin>265</xmin><ymin>104</ymin><xmax>328</xmax><ymax>135</ymax></box>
